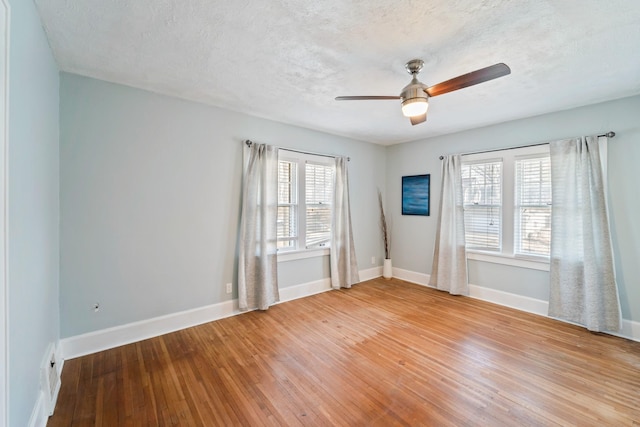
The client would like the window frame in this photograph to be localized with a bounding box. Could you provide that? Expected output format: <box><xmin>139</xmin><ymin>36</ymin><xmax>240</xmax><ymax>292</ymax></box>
<box><xmin>276</xmin><ymin>150</ymin><xmax>334</xmax><ymax>261</ymax></box>
<box><xmin>462</xmin><ymin>144</ymin><xmax>551</xmax><ymax>270</ymax></box>
<box><xmin>461</xmin><ymin>158</ymin><xmax>503</xmax><ymax>252</ymax></box>
<box><xmin>276</xmin><ymin>158</ymin><xmax>298</xmax><ymax>251</ymax></box>
<box><xmin>513</xmin><ymin>154</ymin><xmax>552</xmax><ymax>258</ymax></box>
<box><xmin>304</xmin><ymin>160</ymin><xmax>334</xmax><ymax>250</ymax></box>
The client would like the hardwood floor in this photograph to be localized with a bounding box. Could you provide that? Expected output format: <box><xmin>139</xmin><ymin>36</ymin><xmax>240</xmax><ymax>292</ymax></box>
<box><xmin>48</xmin><ymin>278</ymin><xmax>640</xmax><ymax>426</ymax></box>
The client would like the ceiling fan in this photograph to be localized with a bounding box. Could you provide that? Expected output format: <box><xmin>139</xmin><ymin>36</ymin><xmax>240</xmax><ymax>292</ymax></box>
<box><xmin>335</xmin><ymin>60</ymin><xmax>511</xmax><ymax>126</ymax></box>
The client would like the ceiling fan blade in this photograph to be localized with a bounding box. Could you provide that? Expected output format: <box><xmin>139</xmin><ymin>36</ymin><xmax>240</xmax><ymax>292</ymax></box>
<box><xmin>425</xmin><ymin>63</ymin><xmax>511</xmax><ymax>97</ymax></box>
<box><xmin>410</xmin><ymin>113</ymin><xmax>427</xmax><ymax>126</ymax></box>
<box><xmin>335</xmin><ymin>96</ymin><xmax>401</xmax><ymax>101</ymax></box>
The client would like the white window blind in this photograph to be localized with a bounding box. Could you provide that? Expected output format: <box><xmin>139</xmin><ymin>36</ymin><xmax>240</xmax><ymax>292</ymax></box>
<box><xmin>515</xmin><ymin>155</ymin><xmax>552</xmax><ymax>257</ymax></box>
<box><xmin>277</xmin><ymin>160</ymin><xmax>297</xmax><ymax>250</ymax></box>
<box><xmin>305</xmin><ymin>162</ymin><xmax>333</xmax><ymax>248</ymax></box>
<box><xmin>462</xmin><ymin>160</ymin><xmax>502</xmax><ymax>251</ymax></box>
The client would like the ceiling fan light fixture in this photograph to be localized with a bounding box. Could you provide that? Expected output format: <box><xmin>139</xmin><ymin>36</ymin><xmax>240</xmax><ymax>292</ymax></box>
<box><xmin>401</xmin><ymin>97</ymin><xmax>429</xmax><ymax>117</ymax></box>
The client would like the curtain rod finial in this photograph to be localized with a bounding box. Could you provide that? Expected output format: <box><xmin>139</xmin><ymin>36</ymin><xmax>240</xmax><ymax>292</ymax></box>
<box><xmin>606</xmin><ymin>131</ymin><xmax>615</xmax><ymax>138</ymax></box>
<box><xmin>439</xmin><ymin>155</ymin><xmax>444</xmax><ymax>160</ymax></box>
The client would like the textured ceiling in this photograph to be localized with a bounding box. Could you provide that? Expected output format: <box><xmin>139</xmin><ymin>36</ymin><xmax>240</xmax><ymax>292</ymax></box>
<box><xmin>35</xmin><ymin>0</ymin><xmax>640</xmax><ymax>145</ymax></box>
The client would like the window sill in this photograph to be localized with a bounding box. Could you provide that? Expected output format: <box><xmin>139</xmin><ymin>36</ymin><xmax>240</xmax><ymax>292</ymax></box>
<box><xmin>277</xmin><ymin>248</ymin><xmax>330</xmax><ymax>262</ymax></box>
<box><xmin>467</xmin><ymin>251</ymin><xmax>550</xmax><ymax>271</ymax></box>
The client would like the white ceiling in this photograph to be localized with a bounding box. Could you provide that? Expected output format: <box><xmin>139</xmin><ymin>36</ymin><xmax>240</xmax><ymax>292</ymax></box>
<box><xmin>35</xmin><ymin>0</ymin><xmax>640</xmax><ymax>145</ymax></box>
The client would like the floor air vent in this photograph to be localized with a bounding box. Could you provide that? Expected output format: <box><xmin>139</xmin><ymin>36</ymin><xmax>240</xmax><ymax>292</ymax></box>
<box><xmin>41</xmin><ymin>344</ymin><xmax>62</xmax><ymax>416</ymax></box>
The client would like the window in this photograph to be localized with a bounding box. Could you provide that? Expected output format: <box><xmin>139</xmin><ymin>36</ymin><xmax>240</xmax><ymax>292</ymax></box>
<box><xmin>514</xmin><ymin>156</ymin><xmax>551</xmax><ymax>257</ymax></box>
<box><xmin>462</xmin><ymin>160</ymin><xmax>502</xmax><ymax>251</ymax></box>
<box><xmin>277</xmin><ymin>151</ymin><xmax>335</xmax><ymax>254</ymax></box>
<box><xmin>461</xmin><ymin>144</ymin><xmax>551</xmax><ymax>263</ymax></box>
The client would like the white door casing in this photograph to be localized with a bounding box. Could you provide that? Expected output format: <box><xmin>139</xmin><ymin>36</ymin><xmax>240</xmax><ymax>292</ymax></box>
<box><xmin>0</xmin><ymin>0</ymin><xmax>9</xmax><ymax>424</ymax></box>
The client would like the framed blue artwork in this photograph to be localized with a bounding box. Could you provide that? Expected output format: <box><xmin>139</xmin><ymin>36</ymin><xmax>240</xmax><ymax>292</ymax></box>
<box><xmin>402</xmin><ymin>174</ymin><xmax>430</xmax><ymax>216</ymax></box>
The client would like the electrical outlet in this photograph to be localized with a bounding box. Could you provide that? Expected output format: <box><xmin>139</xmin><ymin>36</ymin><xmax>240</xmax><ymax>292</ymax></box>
<box><xmin>371</xmin><ymin>256</ymin><xmax>376</xmax><ymax>265</ymax></box>
<box><xmin>93</xmin><ymin>302</ymin><xmax>100</xmax><ymax>312</ymax></box>
<box><xmin>226</xmin><ymin>283</ymin><xmax>232</xmax><ymax>294</ymax></box>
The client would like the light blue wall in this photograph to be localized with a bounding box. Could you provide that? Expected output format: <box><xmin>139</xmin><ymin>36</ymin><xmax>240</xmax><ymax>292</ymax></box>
<box><xmin>59</xmin><ymin>73</ymin><xmax>386</xmax><ymax>338</ymax></box>
<box><xmin>59</xmin><ymin>72</ymin><xmax>640</xmax><ymax>339</ymax></box>
<box><xmin>8</xmin><ymin>0</ymin><xmax>60</xmax><ymax>425</ymax></box>
<box><xmin>386</xmin><ymin>95</ymin><xmax>640</xmax><ymax>322</ymax></box>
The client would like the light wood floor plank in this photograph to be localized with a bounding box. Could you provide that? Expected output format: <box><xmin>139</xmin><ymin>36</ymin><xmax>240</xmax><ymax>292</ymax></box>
<box><xmin>48</xmin><ymin>279</ymin><xmax>640</xmax><ymax>426</ymax></box>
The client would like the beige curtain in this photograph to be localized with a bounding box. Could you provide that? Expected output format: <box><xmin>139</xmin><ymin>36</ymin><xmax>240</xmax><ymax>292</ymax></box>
<box><xmin>429</xmin><ymin>155</ymin><xmax>468</xmax><ymax>295</ymax></box>
<box><xmin>238</xmin><ymin>143</ymin><xmax>279</xmax><ymax>310</ymax></box>
<box><xmin>548</xmin><ymin>136</ymin><xmax>621</xmax><ymax>332</ymax></box>
<box><xmin>330</xmin><ymin>156</ymin><xmax>360</xmax><ymax>289</ymax></box>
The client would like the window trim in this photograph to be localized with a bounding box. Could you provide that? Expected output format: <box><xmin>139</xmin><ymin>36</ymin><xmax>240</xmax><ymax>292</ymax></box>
<box><xmin>277</xmin><ymin>247</ymin><xmax>330</xmax><ymax>262</ymax></box>
<box><xmin>466</xmin><ymin>251</ymin><xmax>550</xmax><ymax>271</ymax></box>
<box><xmin>276</xmin><ymin>150</ymin><xmax>334</xmax><ymax>259</ymax></box>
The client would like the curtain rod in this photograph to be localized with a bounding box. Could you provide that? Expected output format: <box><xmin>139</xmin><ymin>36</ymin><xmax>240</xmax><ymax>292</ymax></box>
<box><xmin>244</xmin><ymin>140</ymin><xmax>350</xmax><ymax>161</ymax></box>
<box><xmin>438</xmin><ymin>131</ymin><xmax>616</xmax><ymax>160</ymax></box>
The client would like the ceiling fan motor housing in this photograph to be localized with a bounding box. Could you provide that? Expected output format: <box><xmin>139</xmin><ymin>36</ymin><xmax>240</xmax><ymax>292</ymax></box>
<box><xmin>400</xmin><ymin>59</ymin><xmax>429</xmax><ymax>117</ymax></box>
<box><xmin>400</xmin><ymin>77</ymin><xmax>429</xmax><ymax>117</ymax></box>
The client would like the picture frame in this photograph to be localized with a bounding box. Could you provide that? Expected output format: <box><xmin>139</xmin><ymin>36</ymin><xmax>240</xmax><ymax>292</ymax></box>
<box><xmin>402</xmin><ymin>174</ymin><xmax>430</xmax><ymax>216</ymax></box>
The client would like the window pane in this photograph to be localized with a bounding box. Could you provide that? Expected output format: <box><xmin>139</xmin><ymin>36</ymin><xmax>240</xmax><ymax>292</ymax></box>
<box><xmin>462</xmin><ymin>162</ymin><xmax>502</xmax><ymax>205</ymax></box>
<box><xmin>515</xmin><ymin>156</ymin><xmax>551</xmax><ymax>256</ymax></box>
<box><xmin>464</xmin><ymin>205</ymin><xmax>501</xmax><ymax>250</ymax></box>
<box><xmin>277</xmin><ymin>161</ymin><xmax>297</xmax><ymax>250</ymax></box>
<box><xmin>306</xmin><ymin>206</ymin><xmax>331</xmax><ymax>247</ymax></box>
<box><xmin>306</xmin><ymin>163</ymin><xmax>333</xmax><ymax>204</ymax></box>
<box><xmin>278</xmin><ymin>161</ymin><xmax>296</xmax><ymax>204</ymax></box>
<box><xmin>305</xmin><ymin>163</ymin><xmax>334</xmax><ymax>248</ymax></box>
<box><xmin>462</xmin><ymin>161</ymin><xmax>502</xmax><ymax>251</ymax></box>
<box><xmin>516</xmin><ymin>157</ymin><xmax>552</xmax><ymax>205</ymax></box>
<box><xmin>277</xmin><ymin>205</ymin><xmax>296</xmax><ymax>249</ymax></box>
<box><xmin>516</xmin><ymin>207</ymin><xmax>551</xmax><ymax>256</ymax></box>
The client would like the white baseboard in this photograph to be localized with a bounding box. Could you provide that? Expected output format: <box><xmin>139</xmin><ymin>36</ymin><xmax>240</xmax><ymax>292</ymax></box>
<box><xmin>278</xmin><ymin>278</ymin><xmax>332</xmax><ymax>302</ymax></box>
<box><xmin>27</xmin><ymin>390</ymin><xmax>48</xmax><ymax>427</ymax></box>
<box><xmin>392</xmin><ymin>267</ymin><xmax>640</xmax><ymax>342</ymax></box>
<box><xmin>611</xmin><ymin>318</ymin><xmax>640</xmax><ymax>342</ymax></box>
<box><xmin>61</xmin><ymin>298</ymin><xmax>239</xmax><ymax>360</ymax></box>
<box><xmin>467</xmin><ymin>284</ymin><xmax>549</xmax><ymax>316</ymax></box>
<box><xmin>62</xmin><ymin>268</ymin><xmax>380</xmax><ymax>360</ymax></box>
<box><xmin>359</xmin><ymin>266</ymin><xmax>382</xmax><ymax>282</ymax></box>
<box><xmin>391</xmin><ymin>267</ymin><xmax>430</xmax><ymax>286</ymax></box>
